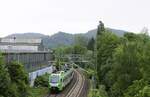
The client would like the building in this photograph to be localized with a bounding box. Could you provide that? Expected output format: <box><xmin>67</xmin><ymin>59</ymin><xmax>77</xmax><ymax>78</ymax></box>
<box><xmin>0</xmin><ymin>38</ymin><xmax>44</xmax><ymax>51</ymax></box>
<box><xmin>2</xmin><ymin>51</ymin><xmax>54</xmax><ymax>72</ymax></box>
<box><xmin>0</xmin><ymin>38</ymin><xmax>54</xmax><ymax>72</ymax></box>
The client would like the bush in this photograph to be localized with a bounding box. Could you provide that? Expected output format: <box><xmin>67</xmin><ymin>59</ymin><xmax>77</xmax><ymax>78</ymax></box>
<box><xmin>7</xmin><ymin>61</ymin><xmax>30</xmax><ymax>97</ymax></box>
<box><xmin>34</xmin><ymin>74</ymin><xmax>49</xmax><ymax>87</ymax></box>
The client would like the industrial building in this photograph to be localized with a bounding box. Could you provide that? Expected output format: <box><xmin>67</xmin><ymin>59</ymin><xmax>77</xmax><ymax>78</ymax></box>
<box><xmin>0</xmin><ymin>38</ymin><xmax>44</xmax><ymax>51</ymax></box>
<box><xmin>0</xmin><ymin>37</ymin><xmax>54</xmax><ymax>72</ymax></box>
<box><xmin>2</xmin><ymin>51</ymin><xmax>53</xmax><ymax>72</ymax></box>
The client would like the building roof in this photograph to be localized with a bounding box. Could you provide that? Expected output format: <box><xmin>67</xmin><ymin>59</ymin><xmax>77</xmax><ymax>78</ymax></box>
<box><xmin>1</xmin><ymin>38</ymin><xmax>42</xmax><ymax>44</ymax></box>
<box><xmin>0</xmin><ymin>42</ymin><xmax>41</xmax><ymax>46</ymax></box>
<box><xmin>0</xmin><ymin>49</ymin><xmax>53</xmax><ymax>54</ymax></box>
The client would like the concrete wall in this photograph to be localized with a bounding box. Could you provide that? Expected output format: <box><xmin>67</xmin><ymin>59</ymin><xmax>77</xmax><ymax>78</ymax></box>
<box><xmin>1</xmin><ymin>38</ymin><xmax>42</xmax><ymax>44</ymax></box>
<box><xmin>0</xmin><ymin>45</ymin><xmax>38</xmax><ymax>51</ymax></box>
<box><xmin>2</xmin><ymin>51</ymin><xmax>54</xmax><ymax>72</ymax></box>
<box><xmin>29</xmin><ymin>66</ymin><xmax>53</xmax><ymax>86</ymax></box>
<box><xmin>0</xmin><ymin>38</ymin><xmax>44</xmax><ymax>51</ymax></box>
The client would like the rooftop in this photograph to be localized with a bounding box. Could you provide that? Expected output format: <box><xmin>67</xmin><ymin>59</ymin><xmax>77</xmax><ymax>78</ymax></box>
<box><xmin>1</xmin><ymin>38</ymin><xmax>42</xmax><ymax>44</ymax></box>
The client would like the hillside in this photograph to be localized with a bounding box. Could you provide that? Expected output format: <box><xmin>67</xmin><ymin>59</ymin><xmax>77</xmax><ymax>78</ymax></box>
<box><xmin>85</xmin><ymin>28</ymin><xmax>125</xmax><ymax>38</ymax></box>
<box><xmin>5</xmin><ymin>32</ymin><xmax>47</xmax><ymax>39</ymax></box>
<box><xmin>42</xmin><ymin>32</ymin><xmax>74</xmax><ymax>48</ymax></box>
<box><xmin>4</xmin><ymin>28</ymin><xmax>127</xmax><ymax>48</ymax></box>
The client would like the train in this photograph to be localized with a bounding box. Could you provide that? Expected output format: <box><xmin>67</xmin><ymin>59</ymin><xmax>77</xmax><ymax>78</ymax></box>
<box><xmin>48</xmin><ymin>67</ymin><xmax>74</xmax><ymax>91</ymax></box>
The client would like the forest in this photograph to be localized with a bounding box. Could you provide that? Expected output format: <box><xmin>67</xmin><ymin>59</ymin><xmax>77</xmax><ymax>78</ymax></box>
<box><xmin>95</xmin><ymin>21</ymin><xmax>150</xmax><ymax>97</ymax></box>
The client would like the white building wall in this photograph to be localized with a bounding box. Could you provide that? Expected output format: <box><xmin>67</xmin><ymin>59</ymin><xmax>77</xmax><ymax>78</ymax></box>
<box><xmin>1</xmin><ymin>38</ymin><xmax>42</xmax><ymax>44</ymax></box>
<box><xmin>0</xmin><ymin>45</ymin><xmax>38</xmax><ymax>51</ymax></box>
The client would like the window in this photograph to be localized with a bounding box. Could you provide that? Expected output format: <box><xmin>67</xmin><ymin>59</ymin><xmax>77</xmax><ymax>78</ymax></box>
<box><xmin>51</xmin><ymin>75</ymin><xmax>59</xmax><ymax>83</ymax></box>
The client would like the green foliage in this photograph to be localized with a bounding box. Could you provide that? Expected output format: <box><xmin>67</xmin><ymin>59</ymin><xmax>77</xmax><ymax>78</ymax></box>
<box><xmin>97</xmin><ymin>21</ymin><xmax>105</xmax><ymax>35</ymax></box>
<box><xmin>54</xmin><ymin>46</ymin><xmax>73</xmax><ymax>55</ymax></box>
<box><xmin>88</xmin><ymin>86</ymin><xmax>108</xmax><ymax>97</ymax></box>
<box><xmin>109</xmin><ymin>42</ymin><xmax>142</xmax><ymax>97</ymax></box>
<box><xmin>0</xmin><ymin>54</ymin><xmax>13</xmax><ymax>97</ymax></box>
<box><xmin>54</xmin><ymin>35</ymin><xmax>88</xmax><ymax>59</ymax></box>
<box><xmin>124</xmin><ymin>32</ymin><xmax>138</xmax><ymax>41</ymax></box>
<box><xmin>95</xmin><ymin>21</ymin><xmax>150</xmax><ymax>97</ymax></box>
<box><xmin>96</xmin><ymin>30</ymin><xmax>120</xmax><ymax>85</ymax></box>
<box><xmin>73</xmin><ymin>44</ymin><xmax>87</xmax><ymax>54</ymax></box>
<box><xmin>7</xmin><ymin>61</ymin><xmax>29</xmax><ymax>84</ymax></box>
<box><xmin>87</xmin><ymin>37</ymin><xmax>95</xmax><ymax>51</ymax></box>
<box><xmin>29</xmin><ymin>87</ymin><xmax>49</xmax><ymax>97</ymax></box>
<box><xmin>74</xmin><ymin>35</ymin><xmax>88</xmax><ymax>47</ymax></box>
<box><xmin>7</xmin><ymin>61</ymin><xmax>29</xmax><ymax>97</ymax></box>
<box><xmin>124</xmin><ymin>79</ymin><xmax>146</xmax><ymax>97</ymax></box>
<box><xmin>123</xmin><ymin>33</ymin><xmax>150</xmax><ymax>97</ymax></box>
<box><xmin>34</xmin><ymin>74</ymin><xmax>49</xmax><ymax>87</ymax></box>
<box><xmin>0</xmin><ymin>54</ymin><xmax>30</xmax><ymax>97</ymax></box>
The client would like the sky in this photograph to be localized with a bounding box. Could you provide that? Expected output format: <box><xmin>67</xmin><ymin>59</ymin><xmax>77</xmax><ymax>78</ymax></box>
<box><xmin>0</xmin><ymin>0</ymin><xmax>150</xmax><ymax>37</ymax></box>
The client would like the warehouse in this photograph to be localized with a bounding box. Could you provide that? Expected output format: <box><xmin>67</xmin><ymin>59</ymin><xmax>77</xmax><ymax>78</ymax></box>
<box><xmin>0</xmin><ymin>38</ymin><xmax>54</xmax><ymax>72</ymax></box>
<box><xmin>2</xmin><ymin>51</ymin><xmax>53</xmax><ymax>72</ymax></box>
<box><xmin>0</xmin><ymin>38</ymin><xmax>45</xmax><ymax>51</ymax></box>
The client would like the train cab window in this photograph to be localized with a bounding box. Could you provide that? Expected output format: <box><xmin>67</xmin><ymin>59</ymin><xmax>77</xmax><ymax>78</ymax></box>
<box><xmin>51</xmin><ymin>75</ymin><xmax>59</xmax><ymax>83</ymax></box>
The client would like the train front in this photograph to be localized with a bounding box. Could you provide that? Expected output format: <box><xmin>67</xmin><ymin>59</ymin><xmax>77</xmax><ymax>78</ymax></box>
<box><xmin>48</xmin><ymin>74</ymin><xmax>62</xmax><ymax>91</ymax></box>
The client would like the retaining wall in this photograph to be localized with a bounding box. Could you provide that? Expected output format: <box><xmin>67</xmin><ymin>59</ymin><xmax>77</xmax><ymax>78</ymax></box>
<box><xmin>29</xmin><ymin>66</ymin><xmax>53</xmax><ymax>86</ymax></box>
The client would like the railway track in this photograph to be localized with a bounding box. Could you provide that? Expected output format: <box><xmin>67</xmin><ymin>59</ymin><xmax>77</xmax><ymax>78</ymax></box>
<box><xmin>45</xmin><ymin>69</ymin><xmax>86</xmax><ymax>97</ymax></box>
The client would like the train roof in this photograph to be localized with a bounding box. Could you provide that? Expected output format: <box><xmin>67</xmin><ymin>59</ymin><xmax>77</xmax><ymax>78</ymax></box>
<box><xmin>51</xmin><ymin>68</ymin><xmax>73</xmax><ymax>75</ymax></box>
<box><xmin>52</xmin><ymin>70</ymin><xmax>64</xmax><ymax>74</ymax></box>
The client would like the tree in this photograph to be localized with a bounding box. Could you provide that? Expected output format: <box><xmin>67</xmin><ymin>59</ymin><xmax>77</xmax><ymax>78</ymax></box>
<box><xmin>73</xmin><ymin>45</ymin><xmax>87</xmax><ymax>55</ymax></box>
<box><xmin>97</xmin><ymin>21</ymin><xmax>105</xmax><ymax>36</ymax></box>
<box><xmin>7</xmin><ymin>62</ymin><xmax>28</xmax><ymax>84</ymax></box>
<box><xmin>87</xmin><ymin>37</ymin><xmax>95</xmax><ymax>51</ymax></box>
<box><xmin>0</xmin><ymin>54</ymin><xmax>19</xmax><ymax>97</ymax></box>
<box><xmin>96</xmin><ymin>31</ymin><xmax>120</xmax><ymax>85</ymax></box>
<box><xmin>74</xmin><ymin>35</ymin><xmax>88</xmax><ymax>47</ymax></box>
<box><xmin>109</xmin><ymin>42</ymin><xmax>142</xmax><ymax>97</ymax></box>
<box><xmin>34</xmin><ymin>74</ymin><xmax>49</xmax><ymax>87</ymax></box>
<box><xmin>93</xmin><ymin>21</ymin><xmax>150</xmax><ymax>97</ymax></box>
<box><xmin>7</xmin><ymin>61</ymin><xmax>29</xmax><ymax>97</ymax></box>
<box><xmin>0</xmin><ymin>54</ymin><xmax>11</xmax><ymax>96</ymax></box>
<box><xmin>124</xmin><ymin>32</ymin><xmax>138</xmax><ymax>41</ymax></box>
<box><xmin>123</xmin><ymin>34</ymin><xmax>150</xmax><ymax>97</ymax></box>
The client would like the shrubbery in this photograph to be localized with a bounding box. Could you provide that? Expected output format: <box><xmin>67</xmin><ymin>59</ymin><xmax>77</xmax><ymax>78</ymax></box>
<box><xmin>34</xmin><ymin>73</ymin><xmax>49</xmax><ymax>87</ymax></box>
<box><xmin>0</xmin><ymin>56</ymin><xmax>29</xmax><ymax>97</ymax></box>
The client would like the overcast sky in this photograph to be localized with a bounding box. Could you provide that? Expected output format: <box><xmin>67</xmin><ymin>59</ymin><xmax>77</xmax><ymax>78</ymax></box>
<box><xmin>0</xmin><ymin>0</ymin><xmax>149</xmax><ymax>37</ymax></box>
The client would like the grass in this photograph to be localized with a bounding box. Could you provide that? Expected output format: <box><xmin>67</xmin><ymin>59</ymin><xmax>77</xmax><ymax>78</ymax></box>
<box><xmin>29</xmin><ymin>87</ymin><xmax>49</xmax><ymax>97</ymax></box>
<box><xmin>88</xmin><ymin>89</ymin><xmax>101</xmax><ymax>97</ymax></box>
<box><xmin>88</xmin><ymin>81</ymin><xmax>108</xmax><ymax>97</ymax></box>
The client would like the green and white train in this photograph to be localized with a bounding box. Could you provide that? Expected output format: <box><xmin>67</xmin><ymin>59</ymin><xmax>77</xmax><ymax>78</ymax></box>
<box><xmin>48</xmin><ymin>67</ymin><xmax>74</xmax><ymax>91</ymax></box>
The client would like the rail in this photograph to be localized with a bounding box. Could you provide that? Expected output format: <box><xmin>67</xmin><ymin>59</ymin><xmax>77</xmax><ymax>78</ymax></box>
<box><xmin>45</xmin><ymin>69</ymin><xmax>86</xmax><ymax>97</ymax></box>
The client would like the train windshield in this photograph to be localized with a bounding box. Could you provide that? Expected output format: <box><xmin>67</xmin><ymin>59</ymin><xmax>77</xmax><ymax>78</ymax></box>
<box><xmin>50</xmin><ymin>75</ymin><xmax>59</xmax><ymax>83</ymax></box>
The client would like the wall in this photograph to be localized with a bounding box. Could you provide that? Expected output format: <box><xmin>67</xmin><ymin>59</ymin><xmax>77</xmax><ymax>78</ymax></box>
<box><xmin>2</xmin><ymin>52</ymin><xmax>54</xmax><ymax>72</ymax></box>
<box><xmin>1</xmin><ymin>38</ymin><xmax>42</xmax><ymax>44</ymax></box>
<box><xmin>29</xmin><ymin>66</ymin><xmax>53</xmax><ymax>86</ymax></box>
<box><xmin>0</xmin><ymin>45</ymin><xmax>38</xmax><ymax>51</ymax></box>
